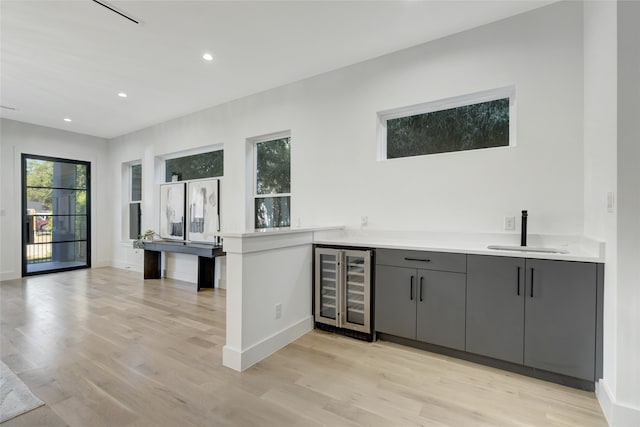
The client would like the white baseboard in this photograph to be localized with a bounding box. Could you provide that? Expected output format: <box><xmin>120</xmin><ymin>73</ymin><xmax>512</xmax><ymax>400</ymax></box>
<box><xmin>92</xmin><ymin>259</ymin><xmax>112</xmax><ymax>268</ymax></box>
<box><xmin>597</xmin><ymin>379</ymin><xmax>640</xmax><ymax>427</ymax></box>
<box><xmin>598</xmin><ymin>379</ymin><xmax>615</xmax><ymax>424</ymax></box>
<box><xmin>0</xmin><ymin>270</ymin><xmax>18</xmax><ymax>281</ymax></box>
<box><xmin>222</xmin><ymin>316</ymin><xmax>313</xmax><ymax>372</ymax></box>
<box><xmin>112</xmin><ymin>259</ymin><xmax>142</xmax><ymax>273</ymax></box>
<box><xmin>112</xmin><ymin>259</ymin><xmax>225</xmax><ymax>289</ymax></box>
<box><xmin>166</xmin><ymin>270</ymin><xmax>197</xmax><ymax>284</ymax></box>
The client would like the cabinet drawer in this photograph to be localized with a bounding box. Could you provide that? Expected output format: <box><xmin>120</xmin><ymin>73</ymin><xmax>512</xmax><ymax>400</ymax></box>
<box><xmin>376</xmin><ymin>248</ymin><xmax>466</xmax><ymax>273</ymax></box>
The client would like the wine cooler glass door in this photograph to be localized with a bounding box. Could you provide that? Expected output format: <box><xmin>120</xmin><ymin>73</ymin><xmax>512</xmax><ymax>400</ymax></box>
<box><xmin>315</xmin><ymin>249</ymin><xmax>339</xmax><ymax>325</ymax></box>
<box><xmin>342</xmin><ymin>250</ymin><xmax>371</xmax><ymax>333</ymax></box>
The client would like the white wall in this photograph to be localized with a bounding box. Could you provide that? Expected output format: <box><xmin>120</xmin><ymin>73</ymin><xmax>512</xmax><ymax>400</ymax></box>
<box><xmin>0</xmin><ymin>119</ymin><xmax>110</xmax><ymax>280</ymax></box>
<box><xmin>615</xmin><ymin>0</ymin><xmax>640</xmax><ymax>422</ymax></box>
<box><xmin>586</xmin><ymin>2</ymin><xmax>640</xmax><ymax>425</ymax></box>
<box><xmin>108</xmin><ymin>2</ymin><xmax>585</xmax><ymax>264</ymax></box>
<box><xmin>584</xmin><ymin>0</ymin><xmax>618</xmax><ymax>400</ymax></box>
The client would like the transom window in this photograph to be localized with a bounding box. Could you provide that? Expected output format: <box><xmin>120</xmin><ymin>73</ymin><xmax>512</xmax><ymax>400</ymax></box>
<box><xmin>378</xmin><ymin>87</ymin><xmax>514</xmax><ymax>160</ymax></box>
<box><xmin>165</xmin><ymin>150</ymin><xmax>223</xmax><ymax>182</ymax></box>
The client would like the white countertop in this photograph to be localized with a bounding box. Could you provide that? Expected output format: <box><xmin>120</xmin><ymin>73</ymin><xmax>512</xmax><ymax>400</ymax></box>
<box><xmin>312</xmin><ymin>229</ymin><xmax>604</xmax><ymax>263</ymax></box>
<box><xmin>220</xmin><ymin>225</ymin><xmax>344</xmax><ymax>239</ymax></box>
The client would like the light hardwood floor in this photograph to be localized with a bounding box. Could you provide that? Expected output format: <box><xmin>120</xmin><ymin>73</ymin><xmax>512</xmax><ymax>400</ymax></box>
<box><xmin>1</xmin><ymin>267</ymin><xmax>607</xmax><ymax>427</ymax></box>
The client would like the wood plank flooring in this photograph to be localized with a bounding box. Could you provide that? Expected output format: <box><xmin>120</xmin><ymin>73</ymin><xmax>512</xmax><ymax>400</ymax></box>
<box><xmin>1</xmin><ymin>267</ymin><xmax>607</xmax><ymax>426</ymax></box>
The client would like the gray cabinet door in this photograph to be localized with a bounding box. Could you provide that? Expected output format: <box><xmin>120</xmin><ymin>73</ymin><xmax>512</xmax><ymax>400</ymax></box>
<box><xmin>524</xmin><ymin>259</ymin><xmax>597</xmax><ymax>381</ymax></box>
<box><xmin>466</xmin><ymin>255</ymin><xmax>525</xmax><ymax>364</ymax></box>
<box><xmin>416</xmin><ymin>269</ymin><xmax>466</xmax><ymax>350</ymax></box>
<box><xmin>375</xmin><ymin>265</ymin><xmax>416</xmax><ymax>339</ymax></box>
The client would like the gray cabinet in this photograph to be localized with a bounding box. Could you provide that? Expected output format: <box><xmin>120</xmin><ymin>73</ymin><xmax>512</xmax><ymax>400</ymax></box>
<box><xmin>466</xmin><ymin>255</ymin><xmax>525</xmax><ymax>364</ymax></box>
<box><xmin>467</xmin><ymin>255</ymin><xmax>598</xmax><ymax>381</ymax></box>
<box><xmin>375</xmin><ymin>249</ymin><xmax>466</xmax><ymax>351</ymax></box>
<box><xmin>416</xmin><ymin>269</ymin><xmax>466</xmax><ymax>350</ymax></box>
<box><xmin>375</xmin><ymin>265</ymin><xmax>416</xmax><ymax>339</ymax></box>
<box><xmin>524</xmin><ymin>259</ymin><xmax>597</xmax><ymax>381</ymax></box>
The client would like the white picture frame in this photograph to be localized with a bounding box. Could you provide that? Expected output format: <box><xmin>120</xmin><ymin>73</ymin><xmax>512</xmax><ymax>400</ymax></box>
<box><xmin>187</xmin><ymin>178</ymin><xmax>219</xmax><ymax>243</ymax></box>
<box><xmin>159</xmin><ymin>182</ymin><xmax>185</xmax><ymax>240</ymax></box>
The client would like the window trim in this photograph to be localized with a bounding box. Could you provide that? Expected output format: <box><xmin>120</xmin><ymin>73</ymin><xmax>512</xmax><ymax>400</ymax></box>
<box><xmin>246</xmin><ymin>130</ymin><xmax>291</xmax><ymax>230</ymax></box>
<box><xmin>377</xmin><ymin>86</ymin><xmax>516</xmax><ymax>161</ymax></box>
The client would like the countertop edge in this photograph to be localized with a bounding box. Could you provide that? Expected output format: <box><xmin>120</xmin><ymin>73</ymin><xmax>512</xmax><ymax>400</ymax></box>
<box><xmin>312</xmin><ymin>239</ymin><xmax>604</xmax><ymax>263</ymax></box>
<box><xmin>220</xmin><ymin>226</ymin><xmax>344</xmax><ymax>239</ymax></box>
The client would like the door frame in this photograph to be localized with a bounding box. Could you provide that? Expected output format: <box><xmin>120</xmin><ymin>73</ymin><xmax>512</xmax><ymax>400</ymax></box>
<box><xmin>21</xmin><ymin>153</ymin><xmax>92</xmax><ymax>276</ymax></box>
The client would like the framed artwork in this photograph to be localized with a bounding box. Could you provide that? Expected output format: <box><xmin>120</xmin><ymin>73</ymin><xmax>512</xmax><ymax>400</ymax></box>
<box><xmin>159</xmin><ymin>182</ymin><xmax>185</xmax><ymax>240</ymax></box>
<box><xmin>187</xmin><ymin>179</ymin><xmax>219</xmax><ymax>242</ymax></box>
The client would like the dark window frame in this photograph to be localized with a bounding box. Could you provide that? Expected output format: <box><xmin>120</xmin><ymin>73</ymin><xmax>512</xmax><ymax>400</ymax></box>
<box><xmin>21</xmin><ymin>153</ymin><xmax>91</xmax><ymax>276</ymax></box>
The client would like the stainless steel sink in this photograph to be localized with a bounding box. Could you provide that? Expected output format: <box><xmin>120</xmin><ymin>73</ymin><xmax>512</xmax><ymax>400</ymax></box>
<box><xmin>487</xmin><ymin>245</ymin><xmax>569</xmax><ymax>254</ymax></box>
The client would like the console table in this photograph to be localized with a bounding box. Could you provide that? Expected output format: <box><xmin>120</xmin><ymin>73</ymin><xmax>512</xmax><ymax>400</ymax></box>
<box><xmin>141</xmin><ymin>241</ymin><xmax>225</xmax><ymax>291</ymax></box>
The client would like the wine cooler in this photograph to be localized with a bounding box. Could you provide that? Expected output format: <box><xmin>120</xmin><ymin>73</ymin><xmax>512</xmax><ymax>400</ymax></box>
<box><xmin>314</xmin><ymin>247</ymin><xmax>372</xmax><ymax>338</ymax></box>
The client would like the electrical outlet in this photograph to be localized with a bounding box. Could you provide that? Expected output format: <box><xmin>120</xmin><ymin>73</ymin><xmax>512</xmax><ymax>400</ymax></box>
<box><xmin>275</xmin><ymin>303</ymin><xmax>282</xmax><ymax>319</ymax></box>
<box><xmin>504</xmin><ymin>216</ymin><xmax>516</xmax><ymax>231</ymax></box>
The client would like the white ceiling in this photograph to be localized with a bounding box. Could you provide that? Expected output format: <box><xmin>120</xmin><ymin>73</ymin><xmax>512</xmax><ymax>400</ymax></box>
<box><xmin>1</xmin><ymin>0</ymin><xmax>555</xmax><ymax>139</ymax></box>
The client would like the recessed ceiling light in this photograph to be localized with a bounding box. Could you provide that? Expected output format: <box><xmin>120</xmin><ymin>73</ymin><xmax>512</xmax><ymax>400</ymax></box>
<box><xmin>202</xmin><ymin>53</ymin><xmax>214</xmax><ymax>61</ymax></box>
<box><xmin>64</xmin><ymin>118</ymin><xmax>72</xmax><ymax>122</ymax></box>
<box><xmin>118</xmin><ymin>92</ymin><xmax>128</xmax><ymax>98</ymax></box>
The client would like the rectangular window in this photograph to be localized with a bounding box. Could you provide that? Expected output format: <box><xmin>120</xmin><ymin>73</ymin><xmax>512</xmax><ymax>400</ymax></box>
<box><xmin>253</xmin><ymin>135</ymin><xmax>291</xmax><ymax>229</ymax></box>
<box><xmin>165</xmin><ymin>150</ymin><xmax>223</xmax><ymax>182</ymax></box>
<box><xmin>129</xmin><ymin>163</ymin><xmax>142</xmax><ymax>239</ymax></box>
<box><xmin>131</xmin><ymin>164</ymin><xmax>142</xmax><ymax>201</ymax></box>
<box><xmin>379</xmin><ymin>87</ymin><xmax>514</xmax><ymax>160</ymax></box>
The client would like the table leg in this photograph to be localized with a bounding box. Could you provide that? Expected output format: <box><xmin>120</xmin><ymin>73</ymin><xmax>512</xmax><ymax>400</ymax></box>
<box><xmin>197</xmin><ymin>256</ymin><xmax>215</xmax><ymax>291</ymax></box>
<box><xmin>144</xmin><ymin>250</ymin><xmax>161</xmax><ymax>279</ymax></box>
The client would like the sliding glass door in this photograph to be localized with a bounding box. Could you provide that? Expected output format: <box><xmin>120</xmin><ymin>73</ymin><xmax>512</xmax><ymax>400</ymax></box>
<box><xmin>22</xmin><ymin>154</ymin><xmax>90</xmax><ymax>275</ymax></box>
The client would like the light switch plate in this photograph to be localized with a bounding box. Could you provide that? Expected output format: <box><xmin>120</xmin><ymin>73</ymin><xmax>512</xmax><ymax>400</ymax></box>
<box><xmin>607</xmin><ymin>192</ymin><xmax>615</xmax><ymax>213</ymax></box>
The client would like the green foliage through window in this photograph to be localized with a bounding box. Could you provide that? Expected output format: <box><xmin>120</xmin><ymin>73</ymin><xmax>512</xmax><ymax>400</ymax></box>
<box><xmin>255</xmin><ymin>137</ymin><xmax>291</xmax><ymax>228</ymax></box>
<box><xmin>26</xmin><ymin>159</ymin><xmax>88</xmax><ymax>212</ymax></box>
<box><xmin>255</xmin><ymin>196</ymin><xmax>290</xmax><ymax>229</ymax></box>
<box><xmin>386</xmin><ymin>98</ymin><xmax>509</xmax><ymax>159</ymax></box>
<box><xmin>256</xmin><ymin>138</ymin><xmax>290</xmax><ymax>194</ymax></box>
<box><xmin>165</xmin><ymin>150</ymin><xmax>223</xmax><ymax>182</ymax></box>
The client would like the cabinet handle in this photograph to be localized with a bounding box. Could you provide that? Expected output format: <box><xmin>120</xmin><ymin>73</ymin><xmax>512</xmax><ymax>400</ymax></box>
<box><xmin>410</xmin><ymin>275</ymin><xmax>414</xmax><ymax>301</ymax></box>
<box><xmin>419</xmin><ymin>276</ymin><xmax>424</xmax><ymax>302</ymax></box>
<box><xmin>516</xmin><ymin>266</ymin><xmax>521</xmax><ymax>296</ymax></box>
<box><xmin>530</xmin><ymin>268</ymin><xmax>535</xmax><ymax>298</ymax></box>
<box><xmin>404</xmin><ymin>257</ymin><xmax>431</xmax><ymax>262</ymax></box>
